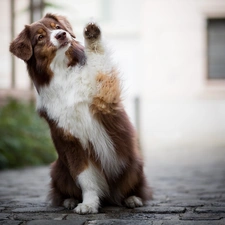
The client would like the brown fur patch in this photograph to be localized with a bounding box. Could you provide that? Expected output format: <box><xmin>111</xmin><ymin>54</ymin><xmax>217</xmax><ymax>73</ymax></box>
<box><xmin>94</xmin><ymin>108</ymin><xmax>152</xmax><ymax>204</ymax></box>
<box><xmin>9</xmin><ymin>25</ymin><xmax>32</xmax><ymax>61</ymax></box>
<box><xmin>91</xmin><ymin>69</ymin><xmax>121</xmax><ymax>114</ymax></box>
<box><xmin>30</xmin><ymin>39</ymin><xmax>57</xmax><ymax>89</ymax></box>
<box><xmin>66</xmin><ymin>41</ymin><xmax>86</xmax><ymax>67</ymax></box>
<box><xmin>37</xmin><ymin>28</ymin><xmax>46</xmax><ymax>35</ymax></box>
<box><xmin>50</xmin><ymin>22</ymin><xmax>55</xmax><ymax>29</ymax></box>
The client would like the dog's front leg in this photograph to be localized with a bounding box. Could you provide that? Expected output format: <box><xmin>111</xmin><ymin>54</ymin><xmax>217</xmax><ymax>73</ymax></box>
<box><xmin>74</xmin><ymin>163</ymin><xmax>108</xmax><ymax>214</ymax></box>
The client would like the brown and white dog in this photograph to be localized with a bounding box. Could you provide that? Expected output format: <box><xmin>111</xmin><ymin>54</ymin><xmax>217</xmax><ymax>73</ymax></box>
<box><xmin>9</xmin><ymin>13</ymin><xmax>152</xmax><ymax>214</ymax></box>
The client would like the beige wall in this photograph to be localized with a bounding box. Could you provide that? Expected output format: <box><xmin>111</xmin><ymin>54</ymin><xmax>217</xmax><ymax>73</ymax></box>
<box><xmin>140</xmin><ymin>0</ymin><xmax>225</xmax><ymax>99</ymax></box>
<box><xmin>0</xmin><ymin>0</ymin><xmax>11</xmax><ymax>88</ymax></box>
<box><xmin>140</xmin><ymin>0</ymin><xmax>225</xmax><ymax>151</ymax></box>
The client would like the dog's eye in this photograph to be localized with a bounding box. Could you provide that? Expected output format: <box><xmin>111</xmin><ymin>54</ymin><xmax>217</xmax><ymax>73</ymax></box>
<box><xmin>38</xmin><ymin>35</ymin><xmax>44</xmax><ymax>41</ymax></box>
<box><xmin>56</xmin><ymin>25</ymin><xmax>61</xmax><ymax>29</ymax></box>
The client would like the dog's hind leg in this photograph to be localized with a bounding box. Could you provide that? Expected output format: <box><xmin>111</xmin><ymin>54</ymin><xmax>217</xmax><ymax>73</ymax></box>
<box><xmin>48</xmin><ymin>183</ymin><xmax>65</xmax><ymax>207</ymax></box>
<box><xmin>124</xmin><ymin>196</ymin><xmax>143</xmax><ymax>208</ymax></box>
<box><xmin>63</xmin><ymin>198</ymin><xmax>79</xmax><ymax>209</ymax></box>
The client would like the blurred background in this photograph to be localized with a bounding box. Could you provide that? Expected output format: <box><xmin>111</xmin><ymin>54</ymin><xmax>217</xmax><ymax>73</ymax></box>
<box><xmin>0</xmin><ymin>0</ymin><xmax>225</xmax><ymax>170</ymax></box>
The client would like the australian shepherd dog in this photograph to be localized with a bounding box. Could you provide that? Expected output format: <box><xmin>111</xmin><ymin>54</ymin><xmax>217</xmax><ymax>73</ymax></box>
<box><xmin>9</xmin><ymin>13</ymin><xmax>152</xmax><ymax>214</ymax></box>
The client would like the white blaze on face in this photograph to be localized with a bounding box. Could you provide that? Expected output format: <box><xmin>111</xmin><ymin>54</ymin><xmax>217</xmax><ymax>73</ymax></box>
<box><xmin>50</xmin><ymin>29</ymin><xmax>72</xmax><ymax>49</ymax></box>
<box><xmin>49</xmin><ymin>29</ymin><xmax>73</xmax><ymax>70</ymax></box>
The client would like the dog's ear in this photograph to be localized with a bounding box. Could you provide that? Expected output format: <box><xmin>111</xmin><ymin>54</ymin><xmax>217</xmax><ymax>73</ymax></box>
<box><xmin>45</xmin><ymin>13</ymin><xmax>76</xmax><ymax>38</ymax></box>
<box><xmin>9</xmin><ymin>25</ymin><xmax>32</xmax><ymax>61</ymax></box>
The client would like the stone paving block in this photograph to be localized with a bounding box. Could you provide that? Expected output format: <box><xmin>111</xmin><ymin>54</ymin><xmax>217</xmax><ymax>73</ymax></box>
<box><xmin>180</xmin><ymin>212</ymin><xmax>223</xmax><ymax>220</ymax></box>
<box><xmin>0</xmin><ymin>213</ymin><xmax>10</xmax><ymax>220</ymax></box>
<box><xmin>211</xmin><ymin>202</ymin><xmax>225</xmax><ymax>207</ymax></box>
<box><xmin>156</xmin><ymin>201</ymin><xmax>207</xmax><ymax>208</ymax></box>
<box><xmin>0</xmin><ymin>221</ymin><xmax>22</xmax><ymax>225</ymax></box>
<box><xmin>27</xmin><ymin>219</ymin><xmax>86</xmax><ymax>225</ymax></box>
<box><xmin>100</xmin><ymin>206</ymin><xmax>126</xmax><ymax>213</ymax></box>
<box><xmin>11</xmin><ymin>212</ymin><xmax>69</xmax><ymax>221</ymax></box>
<box><xmin>12</xmin><ymin>206</ymin><xmax>64</xmax><ymax>213</ymax></box>
<box><xmin>95</xmin><ymin>212</ymin><xmax>155</xmax><ymax>220</ymax></box>
<box><xmin>199</xmin><ymin>194</ymin><xmax>223</xmax><ymax>201</ymax></box>
<box><xmin>86</xmin><ymin>219</ymin><xmax>153</xmax><ymax>225</ymax></box>
<box><xmin>152</xmin><ymin>214</ymin><xmax>180</xmax><ymax>220</ymax></box>
<box><xmin>67</xmin><ymin>212</ymin><xmax>109</xmax><ymax>221</ymax></box>
<box><xmin>0</xmin><ymin>201</ymin><xmax>46</xmax><ymax>208</ymax></box>
<box><xmin>195</xmin><ymin>207</ymin><xmax>225</xmax><ymax>213</ymax></box>
<box><xmin>133</xmin><ymin>206</ymin><xmax>186</xmax><ymax>214</ymax></box>
<box><xmin>153</xmin><ymin>219</ymin><xmax>225</xmax><ymax>225</ymax></box>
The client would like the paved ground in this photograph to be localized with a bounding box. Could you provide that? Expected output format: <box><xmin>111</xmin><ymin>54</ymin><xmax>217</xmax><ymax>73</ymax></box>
<box><xmin>0</xmin><ymin>146</ymin><xmax>225</xmax><ymax>225</ymax></box>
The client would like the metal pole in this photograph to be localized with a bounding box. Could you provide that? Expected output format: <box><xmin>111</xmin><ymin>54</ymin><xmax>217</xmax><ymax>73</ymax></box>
<box><xmin>30</xmin><ymin>0</ymin><xmax>44</xmax><ymax>23</ymax></box>
<box><xmin>40</xmin><ymin>0</ymin><xmax>44</xmax><ymax>18</ymax></box>
<box><xmin>29</xmin><ymin>0</ymin><xmax>34</xmax><ymax>90</ymax></box>
<box><xmin>134</xmin><ymin>96</ymin><xmax>143</xmax><ymax>152</ymax></box>
<box><xmin>29</xmin><ymin>0</ymin><xmax>44</xmax><ymax>90</ymax></box>
<box><xmin>10</xmin><ymin>0</ymin><xmax>15</xmax><ymax>89</ymax></box>
<box><xmin>134</xmin><ymin>96</ymin><xmax>141</xmax><ymax>137</ymax></box>
<box><xmin>30</xmin><ymin>0</ymin><xmax>34</xmax><ymax>23</ymax></box>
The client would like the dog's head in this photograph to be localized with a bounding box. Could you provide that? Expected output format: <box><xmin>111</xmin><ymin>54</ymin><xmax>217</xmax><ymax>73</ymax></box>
<box><xmin>10</xmin><ymin>13</ymin><xmax>86</xmax><ymax>88</ymax></box>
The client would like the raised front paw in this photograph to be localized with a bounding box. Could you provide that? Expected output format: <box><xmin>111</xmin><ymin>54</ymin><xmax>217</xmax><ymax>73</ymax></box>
<box><xmin>84</xmin><ymin>23</ymin><xmax>101</xmax><ymax>40</ymax></box>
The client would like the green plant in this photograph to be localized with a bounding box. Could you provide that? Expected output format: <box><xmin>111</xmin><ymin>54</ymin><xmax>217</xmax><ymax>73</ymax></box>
<box><xmin>0</xmin><ymin>99</ymin><xmax>56</xmax><ymax>169</ymax></box>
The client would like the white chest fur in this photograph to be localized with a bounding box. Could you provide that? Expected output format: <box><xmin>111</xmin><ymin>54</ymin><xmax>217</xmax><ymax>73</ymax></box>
<box><xmin>36</xmin><ymin>48</ymin><xmax>121</xmax><ymax>176</ymax></box>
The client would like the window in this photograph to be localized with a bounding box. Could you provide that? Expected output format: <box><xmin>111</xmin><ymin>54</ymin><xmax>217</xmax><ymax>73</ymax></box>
<box><xmin>207</xmin><ymin>18</ymin><xmax>225</xmax><ymax>79</ymax></box>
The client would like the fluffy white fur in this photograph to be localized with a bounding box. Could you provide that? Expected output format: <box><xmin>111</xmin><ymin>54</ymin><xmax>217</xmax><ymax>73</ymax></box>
<box><xmin>36</xmin><ymin>29</ymin><xmax>122</xmax><ymax>177</ymax></box>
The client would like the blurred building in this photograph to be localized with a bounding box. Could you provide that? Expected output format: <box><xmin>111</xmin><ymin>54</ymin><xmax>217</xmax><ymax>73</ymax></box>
<box><xmin>1</xmin><ymin>0</ymin><xmax>225</xmax><ymax>152</ymax></box>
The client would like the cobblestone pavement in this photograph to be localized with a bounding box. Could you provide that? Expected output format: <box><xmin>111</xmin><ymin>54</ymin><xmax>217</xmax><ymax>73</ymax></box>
<box><xmin>0</xmin><ymin>146</ymin><xmax>225</xmax><ymax>225</ymax></box>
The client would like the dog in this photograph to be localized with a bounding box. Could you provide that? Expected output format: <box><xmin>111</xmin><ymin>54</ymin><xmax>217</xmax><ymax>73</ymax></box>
<box><xmin>9</xmin><ymin>13</ymin><xmax>152</xmax><ymax>214</ymax></box>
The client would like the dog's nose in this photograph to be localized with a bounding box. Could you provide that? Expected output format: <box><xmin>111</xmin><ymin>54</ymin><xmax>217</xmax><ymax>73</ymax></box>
<box><xmin>55</xmin><ymin>31</ymin><xmax>66</xmax><ymax>40</ymax></box>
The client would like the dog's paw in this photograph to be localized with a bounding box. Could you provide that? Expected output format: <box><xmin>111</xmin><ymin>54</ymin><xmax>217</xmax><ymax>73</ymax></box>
<box><xmin>84</xmin><ymin>23</ymin><xmax>101</xmax><ymax>40</ymax></box>
<box><xmin>74</xmin><ymin>203</ymin><xmax>99</xmax><ymax>214</ymax></box>
<box><xmin>63</xmin><ymin>198</ymin><xmax>78</xmax><ymax>210</ymax></box>
<box><xmin>124</xmin><ymin>196</ymin><xmax>143</xmax><ymax>208</ymax></box>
